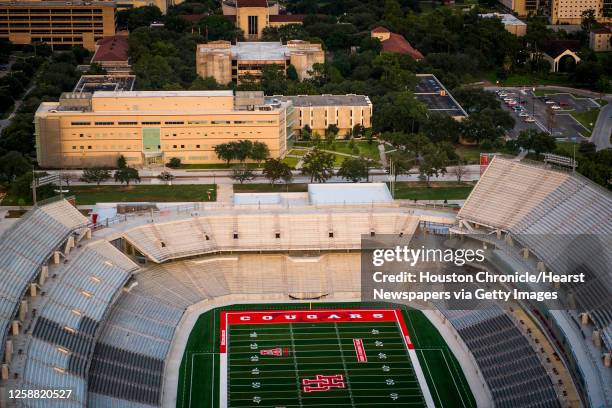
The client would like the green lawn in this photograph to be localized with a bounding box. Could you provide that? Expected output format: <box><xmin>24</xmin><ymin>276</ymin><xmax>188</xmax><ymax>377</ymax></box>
<box><xmin>233</xmin><ymin>183</ymin><xmax>308</xmax><ymax>193</ymax></box>
<box><xmin>571</xmin><ymin>108</ymin><xmax>600</xmax><ymax>134</ymax></box>
<box><xmin>392</xmin><ymin>182</ymin><xmax>474</xmax><ymax>201</ymax></box>
<box><xmin>282</xmin><ymin>156</ymin><xmax>299</xmax><ymax>168</ymax></box>
<box><xmin>455</xmin><ymin>145</ymin><xmax>489</xmax><ymax>164</ymax></box>
<box><xmin>2</xmin><ymin>184</ymin><xmax>217</xmax><ymax>205</ymax></box>
<box><xmin>176</xmin><ymin>302</ymin><xmax>476</xmax><ymax>408</ymax></box>
<box><xmin>486</xmin><ymin>71</ymin><xmax>570</xmax><ymax>87</ymax></box>
<box><xmin>332</xmin><ymin>141</ymin><xmax>381</xmax><ymax>161</ymax></box>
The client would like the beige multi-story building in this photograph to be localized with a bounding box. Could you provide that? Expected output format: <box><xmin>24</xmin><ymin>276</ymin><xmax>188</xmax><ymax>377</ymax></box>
<box><xmin>590</xmin><ymin>26</ymin><xmax>612</xmax><ymax>51</ymax></box>
<box><xmin>35</xmin><ymin>91</ymin><xmax>375</xmax><ymax>168</ymax></box>
<box><xmin>550</xmin><ymin>0</ymin><xmax>611</xmax><ymax>24</ymax></box>
<box><xmin>222</xmin><ymin>0</ymin><xmax>304</xmax><ymax>40</ymax></box>
<box><xmin>35</xmin><ymin>90</ymin><xmax>295</xmax><ymax>168</ymax></box>
<box><xmin>196</xmin><ymin>40</ymin><xmax>324</xmax><ymax>85</ymax></box>
<box><xmin>279</xmin><ymin>95</ymin><xmax>372</xmax><ymax>137</ymax></box>
<box><xmin>0</xmin><ymin>0</ymin><xmax>116</xmax><ymax>50</ymax></box>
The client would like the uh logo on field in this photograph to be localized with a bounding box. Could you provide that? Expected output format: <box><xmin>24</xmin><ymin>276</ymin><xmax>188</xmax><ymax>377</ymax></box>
<box><xmin>301</xmin><ymin>374</ymin><xmax>346</xmax><ymax>392</ymax></box>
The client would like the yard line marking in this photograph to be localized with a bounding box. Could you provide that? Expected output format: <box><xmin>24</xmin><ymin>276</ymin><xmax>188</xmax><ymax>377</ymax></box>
<box><xmin>418</xmin><ymin>349</ymin><xmax>443</xmax><ymax>408</ymax></box>
<box><xmin>439</xmin><ymin>348</ymin><xmax>468</xmax><ymax>408</ymax></box>
<box><xmin>334</xmin><ymin>323</ymin><xmax>356</xmax><ymax>407</ymax></box>
<box><xmin>289</xmin><ymin>323</ymin><xmax>304</xmax><ymax>408</ymax></box>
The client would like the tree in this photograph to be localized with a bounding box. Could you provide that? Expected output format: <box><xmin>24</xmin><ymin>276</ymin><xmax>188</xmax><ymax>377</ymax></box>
<box><xmin>338</xmin><ymin>157</ymin><xmax>369</xmax><ymax>182</ymax></box>
<box><xmin>286</xmin><ymin>64</ymin><xmax>298</xmax><ymax>81</ymax></box>
<box><xmin>261</xmin><ymin>64</ymin><xmax>288</xmax><ymax>95</ymax></box>
<box><xmin>234</xmin><ymin>140</ymin><xmax>253</xmax><ymax>162</ymax></box>
<box><xmin>325</xmin><ymin>124</ymin><xmax>340</xmax><ymax>143</ymax></box>
<box><xmin>517</xmin><ymin>129</ymin><xmax>556</xmax><ymax>157</ymax></box>
<box><xmin>230</xmin><ymin>166</ymin><xmax>255</xmax><ymax>184</ymax></box>
<box><xmin>167</xmin><ymin>157</ymin><xmax>181</xmax><ymax>168</ymax></box>
<box><xmin>419</xmin><ymin>145</ymin><xmax>449</xmax><ymax>187</ymax></box>
<box><xmin>388</xmin><ymin>151</ymin><xmax>416</xmax><ymax>182</ymax></box>
<box><xmin>250</xmin><ymin>142</ymin><xmax>270</xmax><ymax>163</ymax></box>
<box><xmin>300</xmin><ymin>125</ymin><xmax>312</xmax><ymax>141</ymax></box>
<box><xmin>158</xmin><ymin>171</ymin><xmax>175</xmax><ymax>183</ymax></box>
<box><xmin>451</xmin><ymin>161</ymin><xmax>467</xmax><ymax>183</ymax></box>
<box><xmin>214</xmin><ymin>143</ymin><xmax>235</xmax><ymax>165</ymax></box>
<box><xmin>263</xmin><ymin>158</ymin><xmax>292</xmax><ymax>185</ymax></box>
<box><xmin>581</xmin><ymin>9</ymin><xmax>597</xmax><ymax>32</ymax></box>
<box><xmin>0</xmin><ymin>151</ymin><xmax>30</xmax><ymax>184</ymax></box>
<box><xmin>80</xmin><ymin>168</ymin><xmax>111</xmax><ymax>185</ymax></box>
<box><xmin>301</xmin><ymin>148</ymin><xmax>335</xmax><ymax>183</ymax></box>
<box><xmin>114</xmin><ymin>167</ymin><xmax>140</xmax><ymax>185</ymax></box>
<box><xmin>10</xmin><ymin>172</ymin><xmax>55</xmax><ymax>204</ymax></box>
<box><xmin>117</xmin><ymin>155</ymin><xmax>127</xmax><ymax>169</ymax></box>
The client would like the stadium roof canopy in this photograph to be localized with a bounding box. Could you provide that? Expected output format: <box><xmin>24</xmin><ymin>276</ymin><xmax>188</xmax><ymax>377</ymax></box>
<box><xmin>308</xmin><ymin>183</ymin><xmax>392</xmax><ymax>205</ymax></box>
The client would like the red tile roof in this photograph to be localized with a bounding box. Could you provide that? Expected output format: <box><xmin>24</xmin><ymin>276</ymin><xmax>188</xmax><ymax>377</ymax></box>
<box><xmin>92</xmin><ymin>35</ymin><xmax>128</xmax><ymax>63</ymax></box>
<box><xmin>269</xmin><ymin>14</ymin><xmax>305</xmax><ymax>22</ymax></box>
<box><xmin>371</xmin><ymin>26</ymin><xmax>390</xmax><ymax>33</ymax></box>
<box><xmin>381</xmin><ymin>33</ymin><xmax>423</xmax><ymax>60</ymax></box>
<box><xmin>237</xmin><ymin>0</ymin><xmax>268</xmax><ymax>7</ymax></box>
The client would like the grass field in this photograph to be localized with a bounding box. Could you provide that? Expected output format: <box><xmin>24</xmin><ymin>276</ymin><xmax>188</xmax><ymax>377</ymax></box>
<box><xmin>392</xmin><ymin>182</ymin><xmax>474</xmax><ymax>201</ymax></box>
<box><xmin>1</xmin><ymin>184</ymin><xmax>217</xmax><ymax>205</ymax></box>
<box><xmin>570</xmin><ymin>108</ymin><xmax>600</xmax><ymax>135</ymax></box>
<box><xmin>177</xmin><ymin>303</ymin><xmax>476</xmax><ymax>408</ymax></box>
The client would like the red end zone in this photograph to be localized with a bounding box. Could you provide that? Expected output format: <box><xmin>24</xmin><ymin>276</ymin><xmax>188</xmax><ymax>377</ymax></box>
<box><xmin>219</xmin><ymin>309</ymin><xmax>414</xmax><ymax>353</ymax></box>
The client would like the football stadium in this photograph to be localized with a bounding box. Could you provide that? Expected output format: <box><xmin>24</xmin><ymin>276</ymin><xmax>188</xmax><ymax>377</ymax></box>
<box><xmin>0</xmin><ymin>156</ymin><xmax>611</xmax><ymax>408</ymax></box>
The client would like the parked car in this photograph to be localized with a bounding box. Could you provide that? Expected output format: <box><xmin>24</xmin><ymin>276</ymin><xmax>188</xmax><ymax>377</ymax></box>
<box><xmin>524</xmin><ymin>117</ymin><xmax>535</xmax><ymax>123</ymax></box>
<box><xmin>519</xmin><ymin>112</ymin><xmax>529</xmax><ymax>117</ymax></box>
<box><xmin>551</xmin><ymin>105</ymin><xmax>562</xmax><ymax>110</ymax></box>
<box><xmin>545</xmin><ymin>100</ymin><xmax>555</xmax><ymax>104</ymax></box>
<box><xmin>559</xmin><ymin>101</ymin><xmax>569</xmax><ymax>107</ymax></box>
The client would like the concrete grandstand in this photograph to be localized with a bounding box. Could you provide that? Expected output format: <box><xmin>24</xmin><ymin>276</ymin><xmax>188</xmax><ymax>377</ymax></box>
<box><xmin>0</xmin><ymin>178</ymin><xmax>609</xmax><ymax>407</ymax></box>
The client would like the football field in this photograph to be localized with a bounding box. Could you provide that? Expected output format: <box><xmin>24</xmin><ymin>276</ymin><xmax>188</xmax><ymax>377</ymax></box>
<box><xmin>177</xmin><ymin>303</ymin><xmax>476</xmax><ymax>408</ymax></box>
<box><xmin>223</xmin><ymin>309</ymin><xmax>428</xmax><ymax>407</ymax></box>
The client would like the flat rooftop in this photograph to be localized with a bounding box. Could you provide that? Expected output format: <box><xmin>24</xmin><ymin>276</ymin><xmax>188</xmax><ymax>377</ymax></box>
<box><xmin>479</xmin><ymin>13</ymin><xmax>526</xmax><ymax>26</ymax></box>
<box><xmin>92</xmin><ymin>90</ymin><xmax>234</xmax><ymax>98</ymax></box>
<box><xmin>73</xmin><ymin>75</ymin><xmax>135</xmax><ymax>93</ymax></box>
<box><xmin>278</xmin><ymin>94</ymin><xmax>371</xmax><ymax>107</ymax></box>
<box><xmin>415</xmin><ymin>74</ymin><xmax>467</xmax><ymax>118</ymax></box>
<box><xmin>199</xmin><ymin>42</ymin><xmax>321</xmax><ymax>61</ymax></box>
<box><xmin>308</xmin><ymin>183</ymin><xmax>393</xmax><ymax>205</ymax></box>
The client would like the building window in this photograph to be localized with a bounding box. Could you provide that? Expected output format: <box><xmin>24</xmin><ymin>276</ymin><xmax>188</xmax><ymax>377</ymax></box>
<box><xmin>142</xmin><ymin>121</ymin><xmax>161</xmax><ymax>125</ymax></box>
<box><xmin>164</xmin><ymin>121</ymin><xmax>184</xmax><ymax>125</ymax></box>
<box><xmin>248</xmin><ymin>15</ymin><xmax>258</xmax><ymax>35</ymax></box>
<box><xmin>95</xmin><ymin>121</ymin><xmax>114</xmax><ymax>125</ymax></box>
<box><xmin>71</xmin><ymin>121</ymin><xmax>90</xmax><ymax>126</ymax></box>
<box><xmin>118</xmin><ymin>121</ymin><xmax>137</xmax><ymax>125</ymax></box>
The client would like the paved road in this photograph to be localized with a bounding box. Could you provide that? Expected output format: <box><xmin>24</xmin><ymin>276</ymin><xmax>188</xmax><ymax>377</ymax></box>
<box><xmin>590</xmin><ymin>99</ymin><xmax>612</xmax><ymax>151</ymax></box>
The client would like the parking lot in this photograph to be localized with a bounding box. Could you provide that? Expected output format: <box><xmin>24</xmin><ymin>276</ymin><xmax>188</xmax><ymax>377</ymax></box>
<box><xmin>487</xmin><ymin>87</ymin><xmax>600</xmax><ymax>142</ymax></box>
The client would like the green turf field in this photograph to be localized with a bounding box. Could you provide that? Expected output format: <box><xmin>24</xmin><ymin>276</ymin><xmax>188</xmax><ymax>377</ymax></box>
<box><xmin>228</xmin><ymin>321</ymin><xmax>424</xmax><ymax>407</ymax></box>
<box><xmin>177</xmin><ymin>303</ymin><xmax>476</xmax><ymax>408</ymax></box>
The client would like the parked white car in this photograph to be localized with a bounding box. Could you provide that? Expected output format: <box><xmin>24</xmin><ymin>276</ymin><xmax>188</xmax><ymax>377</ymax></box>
<box><xmin>551</xmin><ymin>105</ymin><xmax>562</xmax><ymax>110</ymax></box>
<box><xmin>524</xmin><ymin>117</ymin><xmax>536</xmax><ymax>123</ymax></box>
